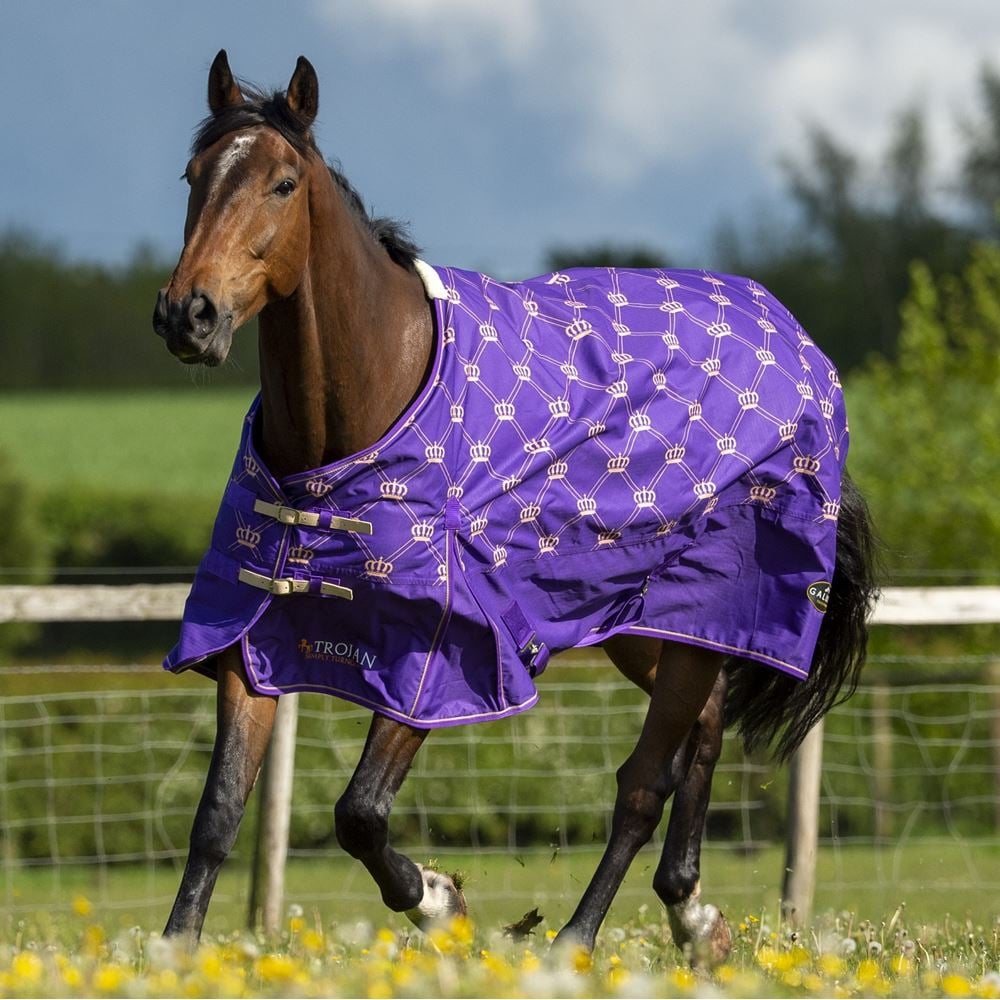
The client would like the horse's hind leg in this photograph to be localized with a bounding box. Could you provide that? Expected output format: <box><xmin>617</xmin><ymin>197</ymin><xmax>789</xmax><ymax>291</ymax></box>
<box><xmin>335</xmin><ymin>714</ymin><xmax>467</xmax><ymax>927</ymax></box>
<box><xmin>656</xmin><ymin>671</ymin><xmax>732</xmax><ymax>967</ymax></box>
<box><xmin>555</xmin><ymin>641</ymin><xmax>724</xmax><ymax>951</ymax></box>
<box><xmin>164</xmin><ymin>646</ymin><xmax>277</xmax><ymax>940</ymax></box>
<box><xmin>605</xmin><ymin>637</ymin><xmax>732</xmax><ymax>964</ymax></box>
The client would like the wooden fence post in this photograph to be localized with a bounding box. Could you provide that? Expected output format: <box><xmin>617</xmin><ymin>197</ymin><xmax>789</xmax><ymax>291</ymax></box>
<box><xmin>781</xmin><ymin>718</ymin><xmax>825</xmax><ymax>929</ymax></box>
<box><xmin>991</xmin><ymin>661</ymin><xmax>1000</xmax><ymax>832</ymax></box>
<box><xmin>248</xmin><ymin>693</ymin><xmax>299</xmax><ymax>935</ymax></box>
<box><xmin>872</xmin><ymin>684</ymin><xmax>893</xmax><ymax>841</ymax></box>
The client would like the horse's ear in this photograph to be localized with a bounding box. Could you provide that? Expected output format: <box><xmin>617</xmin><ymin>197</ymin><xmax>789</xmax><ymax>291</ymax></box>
<box><xmin>208</xmin><ymin>49</ymin><xmax>244</xmax><ymax>114</ymax></box>
<box><xmin>286</xmin><ymin>56</ymin><xmax>319</xmax><ymax>126</ymax></box>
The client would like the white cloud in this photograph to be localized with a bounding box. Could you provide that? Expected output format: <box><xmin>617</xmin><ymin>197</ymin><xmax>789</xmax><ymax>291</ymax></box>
<box><xmin>316</xmin><ymin>0</ymin><xmax>1000</xmax><ymax>192</ymax></box>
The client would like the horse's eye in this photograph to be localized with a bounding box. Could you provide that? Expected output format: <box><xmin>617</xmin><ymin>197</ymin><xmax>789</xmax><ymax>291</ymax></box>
<box><xmin>274</xmin><ymin>179</ymin><xmax>296</xmax><ymax>197</ymax></box>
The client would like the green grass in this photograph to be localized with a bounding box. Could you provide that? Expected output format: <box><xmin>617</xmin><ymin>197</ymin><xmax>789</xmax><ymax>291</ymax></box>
<box><xmin>4</xmin><ymin>843</ymin><xmax>997</xmax><ymax>937</ymax></box>
<box><xmin>0</xmin><ymin>388</ymin><xmax>255</xmax><ymax>500</ymax></box>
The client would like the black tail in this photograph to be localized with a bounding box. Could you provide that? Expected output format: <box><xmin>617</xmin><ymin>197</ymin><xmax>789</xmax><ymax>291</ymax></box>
<box><xmin>724</xmin><ymin>471</ymin><xmax>880</xmax><ymax>761</ymax></box>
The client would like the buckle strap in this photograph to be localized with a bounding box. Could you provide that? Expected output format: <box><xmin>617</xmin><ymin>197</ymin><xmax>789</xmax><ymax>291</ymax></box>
<box><xmin>251</xmin><ymin>498</ymin><xmax>373</xmax><ymax>535</ymax></box>
<box><xmin>237</xmin><ymin>566</ymin><xmax>353</xmax><ymax>601</ymax></box>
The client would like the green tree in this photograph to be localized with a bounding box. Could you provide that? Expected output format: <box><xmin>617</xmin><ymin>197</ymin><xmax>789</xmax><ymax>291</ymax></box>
<box><xmin>846</xmin><ymin>243</ymin><xmax>1000</xmax><ymax>582</ymax></box>
<box><xmin>544</xmin><ymin>243</ymin><xmax>670</xmax><ymax>271</ymax></box>
<box><xmin>721</xmin><ymin>108</ymin><xmax>974</xmax><ymax>373</ymax></box>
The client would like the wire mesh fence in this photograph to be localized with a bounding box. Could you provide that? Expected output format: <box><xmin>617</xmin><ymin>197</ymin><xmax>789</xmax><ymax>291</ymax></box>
<box><xmin>0</xmin><ymin>650</ymin><xmax>997</xmax><ymax>916</ymax></box>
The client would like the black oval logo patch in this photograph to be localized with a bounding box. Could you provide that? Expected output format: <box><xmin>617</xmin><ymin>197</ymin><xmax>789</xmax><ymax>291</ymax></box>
<box><xmin>807</xmin><ymin>581</ymin><xmax>831</xmax><ymax>613</ymax></box>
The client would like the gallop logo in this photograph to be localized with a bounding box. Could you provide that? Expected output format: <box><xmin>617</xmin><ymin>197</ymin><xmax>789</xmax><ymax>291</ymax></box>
<box><xmin>297</xmin><ymin>637</ymin><xmax>377</xmax><ymax>670</ymax></box>
<box><xmin>806</xmin><ymin>581</ymin><xmax>831</xmax><ymax>614</ymax></box>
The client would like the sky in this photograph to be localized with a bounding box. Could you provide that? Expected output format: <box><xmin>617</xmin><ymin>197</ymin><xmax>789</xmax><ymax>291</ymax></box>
<box><xmin>3</xmin><ymin>0</ymin><xmax>1000</xmax><ymax>279</ymax></box>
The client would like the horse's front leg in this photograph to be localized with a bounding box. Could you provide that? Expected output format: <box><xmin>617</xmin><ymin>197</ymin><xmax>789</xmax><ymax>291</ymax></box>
<box><xmin>164</xmin><ymin>646</ymin><xmax>277</xmax><ymax>940</ymax></box>
<box><xmin>656</xmin><ymin>670</ymin><xmax>732</xmax><ymax>967</ymax></box>
<box><xmin>335</xmin><ymin>714</ymin><xmax>466</xmax><ymax>927</ymax></box>
<box><xmin>555</xmin><ymin>641</ymin><xmax>724</xmax><ymax>952</ymax></box>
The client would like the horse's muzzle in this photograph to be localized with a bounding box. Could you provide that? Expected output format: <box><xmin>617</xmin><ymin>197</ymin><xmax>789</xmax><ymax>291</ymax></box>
<box><xmin>153</xmin><ymin>287</ymin><xmax>233</xmax><ymax>366</ymax></box>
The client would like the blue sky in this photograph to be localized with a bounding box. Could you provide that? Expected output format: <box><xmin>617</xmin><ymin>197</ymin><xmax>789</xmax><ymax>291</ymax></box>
<box><xmin>3</xmin><ymin>1</ymin><xmax>1000</xmax><ymax>278</ymax></box>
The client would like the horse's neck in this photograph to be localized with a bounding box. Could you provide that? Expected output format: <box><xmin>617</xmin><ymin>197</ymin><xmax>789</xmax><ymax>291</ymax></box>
<box><xmin>256</xmin><ymin>214</ymin><xmax>433</xmax><ymax>479</ymax></box>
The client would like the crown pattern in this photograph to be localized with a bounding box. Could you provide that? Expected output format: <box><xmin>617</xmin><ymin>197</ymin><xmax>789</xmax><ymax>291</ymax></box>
<box><xmin>305</xmin><ymin>478</ymin><xmax>331</xmax><ymax>496</ymax></box>
<box><xmin>364</xmin><ymin>557</ymin><xmax>393</xmax><ymax>579</ymax></box>
<box><xmin>380</xmin><ymin>480</ymin><xmax>408</xmax><ymax>500</ymax></box>
<box><xmin>793</xmin><ymin>455</ymin><xmax>821</xmax><ymax>475</ymax></box>
<box><xmin>411</xmin><ymin>522</ymin><xmax>434</xmax><ymax>543</ymax></box>
<box><xmin>236</xmin><ymin>525</ymin><xmax>261</xmax><ymax>548</ymax></box>
<box><xmin>286</xmin><ymin>545</ymin><xmax>313</xmax><ymax>565</ymax></box>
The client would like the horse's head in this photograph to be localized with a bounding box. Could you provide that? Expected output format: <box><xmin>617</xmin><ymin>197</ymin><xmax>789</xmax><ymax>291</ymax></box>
<box><xmin>153</xmin><ymin>51</ymin><xmax>320</xmax><ymax>366</ymax></box>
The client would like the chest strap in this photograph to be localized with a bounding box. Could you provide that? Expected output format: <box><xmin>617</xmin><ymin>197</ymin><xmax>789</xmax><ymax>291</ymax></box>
<box><xmin>202</xmin><ymin>549</ymin><xmax>354</xmax><ymax>601</ymax></box>
<box><xmin>252</xmin><ymin>498</ymin><xmax>373</xmax><ymax>535</ymax></box>
<box><xmin>238</xmin><ymin>566</ymin><xmax>354</xmax><ymax>601</ymax></box>
<box><xmin>224</xmin><ymin>479</ymin><xmax>373</xmax><ymax>535</ymax></box>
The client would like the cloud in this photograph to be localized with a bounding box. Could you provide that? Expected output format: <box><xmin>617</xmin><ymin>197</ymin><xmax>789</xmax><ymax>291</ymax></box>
<box><xmin>316</xmin><ymin>0</ymin><xmax>1000</xmax><ymax>192</ymax></box>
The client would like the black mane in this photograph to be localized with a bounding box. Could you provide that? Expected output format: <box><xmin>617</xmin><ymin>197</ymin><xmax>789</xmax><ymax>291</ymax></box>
<box><xmin>191</xmin><ymin>85</ymin><xmax>420</xmax><ymax>270</ymax></box>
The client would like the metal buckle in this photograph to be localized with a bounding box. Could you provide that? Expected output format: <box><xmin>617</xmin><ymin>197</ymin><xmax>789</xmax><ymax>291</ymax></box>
<box><xmin>238</xmin><ymin>567</ymin><xmax>352</xmax><ymax>600</ymax></box>
<box><xmin>253</xmin><ymin>498</ymin><xmax>369</xmax><ymax>534</ymax></box>
<box><xmin>328</xmin><ymin>515</ymin><xmax>373</xmax><ymax>536</ymax></box>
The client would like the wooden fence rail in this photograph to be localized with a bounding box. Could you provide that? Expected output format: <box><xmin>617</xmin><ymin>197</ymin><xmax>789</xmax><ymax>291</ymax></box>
<box><xmin>2</xmin><ymin>583</ymin><xmax>999</xmax><ymax>933</ymax></box>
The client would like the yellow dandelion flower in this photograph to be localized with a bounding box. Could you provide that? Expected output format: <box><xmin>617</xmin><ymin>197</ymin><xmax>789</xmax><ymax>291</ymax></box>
<box><xmin>890</xmin><ymin>954</ymin><xmax>914</xmax><ymax>977</ymax></box>
<box><xmin>942</xmin><ymin>973</ymin><xmax>973</xmax><ymax>998</ymax></box>
<box><xmin>545</xmin><ymin>928</ymin><xmax>557</xmax><ymax>941</ymax></box>
<box><xmin>153</xmin><ymin>969</ymin><xmax>178</xmax><ymax>993</ymax></box>
<box><xmin>781</xmin><ymin>969</ymin><xmax>803</xmax><ymax>988</ymax></box>
<box><xmin>62</xmin><ymin>966</ymin><xmax>83</xmax><ymax>989</ymax></box>
<box><xmin>301</xmin><ymin>928</ymin><xmax>324</xmax><ymax>952</ymax></box>
<box><xmin>449</xmin><ymin>914</ymin><xmax>474</xmax><ymax>947</ymax></box>
<box><xmin>572</xmin><ymin>946</ymin><xmax>592</xmax><ymax>974</ymax></box>
<box><xmin>376</xmin><ymin>927</ymin><xmax>396</xmax><ymax>944</ymax></box>
<box><xmin>520</xmin><ymin>949</ymin><xmax>540</xmax><ymax>973</ymax></box>
<box><xmin>803</xmin><ymin>972</ymin><xmax>824</xmax><ymax>992</ymax></box>
<box><xmin>819</xmin><ymin>953</ymin><xmax>845</xmax><ymax>977</ymax></box>
<box><xmin>606</xmin><ymin>965</ymin><xmax>630</xmax><ymax>990</ymax></box>
<box><xmin>289</xmin><ymin>915</ymin><xmax>305</xmax><ymax>934</ymax></box>
<box><xmin>977</xmin><ymin>973</ymin><xmax>1000</xmax><ymax>999</ymax></box>
<box><xmin>671</xmin><ymin>967</ymin><xmax>696</xmax><ymax>991</ymax></box>
<box><xmin>198</xmin><ymin>949</ymin><xmax>222</xmax><ymax>979</ymax></box>
<box><xmin>83</xmin><ymin>923</ymin><xmax>106</xmax><ymax>955</ymax></box>
<box><xmin>790</xmin><ymin>945</ymin><xmax>812</xmax><ymax>968</ymax></box>
<box><xmin>11</xmin><ymin>952</ymin><xmax>44</xmax><ymax>985</ymax></box>
<box><xmin>93</xmin><ymin>963</ymin><xmax>128</xmax><ymax>993</ymax></box>
<box><xmin>367</xmin><ymin>979</ymin><xmax>392</xmax><ymax>999</ymax></box>
<box><xmin>72</xmin><ymin>894</ymin><xmax>93</xmax><ymax>917</ymax></box>
<box><xmin>254</xmin><ymin>953</ymin><xmax>299</xmax><ymax>982</ymax></box>
<box><xmin>715</xmin><ymin>963</ymin><xmax>737</xmax><ymax>984</ymax></box>
<box><xmin>857</xmin><ymin>958</ymin><xmax>881</xmax><ymax>985</ymax></box>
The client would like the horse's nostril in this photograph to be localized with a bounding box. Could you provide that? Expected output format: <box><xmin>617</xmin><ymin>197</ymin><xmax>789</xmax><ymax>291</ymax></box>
<box><xmin>188</xmin><ymin>292</ymin><xmax>219</xmax><ymax>335</ymax></box>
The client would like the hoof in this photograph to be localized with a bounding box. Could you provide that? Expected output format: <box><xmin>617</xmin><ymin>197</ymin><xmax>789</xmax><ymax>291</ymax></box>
<box><xmin>404</xmin><ymin>864</ymin><xmax>468</xmax><ymax>930</ymax></box>
<box><xmin>667</xmin><ymin>888</ymin><xmax>732</xmax><ymax>968</ymax></box>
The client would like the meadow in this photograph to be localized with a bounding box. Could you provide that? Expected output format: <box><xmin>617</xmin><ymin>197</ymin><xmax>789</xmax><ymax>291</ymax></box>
<box><xmin>1</xmin><ymin>389</ymin><xmax>998</xmax><ymax>995</ymax></box>
<box><xmin>0</xmin><ymin>388</ymin><xmax>255</xmax><ymax>502</ymax></box>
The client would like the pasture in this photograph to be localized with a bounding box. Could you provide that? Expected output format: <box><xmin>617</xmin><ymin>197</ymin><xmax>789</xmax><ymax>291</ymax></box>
<box><xmin>1</xmin><ymin>389</ymin><xmax>998</xmax><ymax>996</ymax></box>
<box><xmin>0</xmin><ymin>388</ymin><xmax>255</xmax><ymax>501</ymax></box>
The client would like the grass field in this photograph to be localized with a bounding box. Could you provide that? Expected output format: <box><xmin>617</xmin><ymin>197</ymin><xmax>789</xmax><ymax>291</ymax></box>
<box><xmin>5</xmin><ymin>843</ymin><xmax>999</xmax><ymax>934</ymax></box>
<box><xmin>0</xmin><ymin>388</ymin><xmax>255</xmax><ymax>500</ymax></box>
<box><xmin>0</xmin><ymin>849</ymin><xmax>998</xmax><ymax>997</ymax></box>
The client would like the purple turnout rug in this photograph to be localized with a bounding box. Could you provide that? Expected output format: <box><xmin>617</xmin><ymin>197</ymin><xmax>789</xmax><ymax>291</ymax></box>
<box><xmin>166</xmin><ymin>263</ymin><xmax>848</xmax><ymax>727</ymax></box>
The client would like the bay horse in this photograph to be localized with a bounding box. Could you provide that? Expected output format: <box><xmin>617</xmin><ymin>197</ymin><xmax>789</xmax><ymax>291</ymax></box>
<box><xmin>153</xmin><ymin>51</ymin><xmax>877</xmax><ymax>960</ymax></box>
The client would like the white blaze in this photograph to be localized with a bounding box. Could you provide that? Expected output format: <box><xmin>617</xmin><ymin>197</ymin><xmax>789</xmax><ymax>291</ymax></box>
<box><xmin>209</xmin><ymin>133</ymin><xmax>257</xmax><ymax>201</ymax></box>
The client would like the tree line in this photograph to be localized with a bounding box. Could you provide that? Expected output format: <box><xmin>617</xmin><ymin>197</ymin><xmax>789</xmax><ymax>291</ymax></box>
<box><xmin>3</xmin><ymin>66</ymin><xmax>1000</xmax><ymax>388</ymax></box>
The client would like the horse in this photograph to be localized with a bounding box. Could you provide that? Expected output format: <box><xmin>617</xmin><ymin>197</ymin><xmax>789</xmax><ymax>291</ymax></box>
<box><xmin>153</xmin><ymin>51</ymin><xmax>877</xmax><ymax>961</ymax></box>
